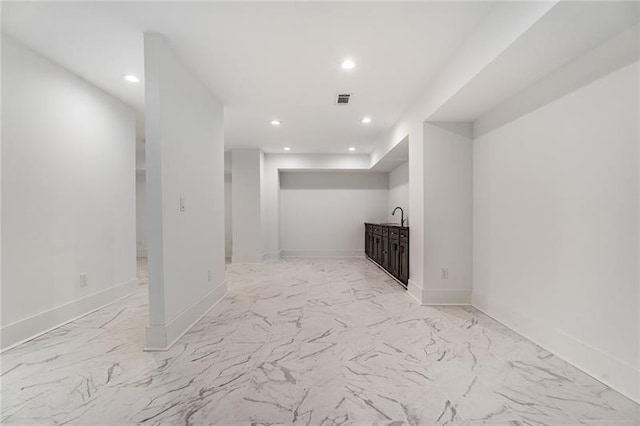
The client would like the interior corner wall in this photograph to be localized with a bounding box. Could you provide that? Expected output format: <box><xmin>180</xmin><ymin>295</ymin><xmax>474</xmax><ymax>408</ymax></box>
<box><xmin>263</xmin><ymin>155</ymin><xmax>281</xmax><ymax>260</ymax></box>
<box><xmin>422</xmin><ymin>122</ymin><xmax>473</xmax><ymax>305</ymax></box>
<box><xmin>231</xmin><ymin>149</ymin><xmax>263</xmax><ymax>263</ymax></box>
<box><xmin>472</xmin><ymin>61</ymin><xmax>639</xmax><ymax>402</ymax></box>
<box><xmin>136</xmin><ymin>173</ymin><xmax>147</xmax><ymax>258</ymax></box>
<box><xmin>144</xmin><ymin>33</ymin><xmax>226</xmax><ymax>350</ymax></box>
<box><xmin>1</xmin><ymin>36</ymin><xmax>137</xmax><ymax>350</ymax></box>
<box><xmin>388</xmin><ymin>162</ymin><xmax>409</xmax><ymax>223</ymax></box>
<box><xmin>260</xmin><ymin>151</ymin><xmax>269</xmax><ymax>260</ymax></box>
<box><xmin>408</xmin><ymin>127</ymin><xmax>425</xmax><ymax>303</ymax></box>
<box><xmin>262</xmin><ymin>154</ymin><xmax>374</xmax><ymax>260</ymax></box>
<box><xmin>637</xmin><ymin>62</ymin><xmax>640</xmax><ymax>401</ymax></box>
<box><xmin>279</xmin><ymin>171</ymin><xmax>389</xmax><ymax>257</ymax></box>
<box><xmin>224</xmin><ymin>173</ymin><xmax>232</xmax><ymax>259</ymax></box>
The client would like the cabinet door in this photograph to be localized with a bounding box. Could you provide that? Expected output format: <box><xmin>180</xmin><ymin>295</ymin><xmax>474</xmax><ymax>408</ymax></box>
<box><xmin>371</xmin><ymin>235</ymin><xmax>378</xmax><ymax>263</ymax></box>
<box><xmin>365</xmin><ymin>228</ymin><xmax>371</xmax><ymax>257</ymax></box>
<box><xmin>370</xmin><ymin>233</ymin><xmax>378</xmax><ymax>260</ymax></box>
<box><xmin>382</xmin><ymin>236</ymin><xmax>389</xmax><ymax>269</ymax></box>
<box><xmin>388</xmin><ymin>239</ymin><xmax>399</xmax><ymax>277</ymax></box>
<box><xmin>398</xmin><ymin>241</ymin><xmax>409</xmax><ymax>284</ymax></box>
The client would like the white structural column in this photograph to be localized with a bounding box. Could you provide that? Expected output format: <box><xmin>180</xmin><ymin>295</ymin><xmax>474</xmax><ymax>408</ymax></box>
<box><xmin>422</xmin><ymin>122</ymin><xmax>473</xmax><ymax>304</ymax></box>
<box><xmin>144</xmin><ymin>33</ymin><xmax>226</xmax><ymax>350</ymax></box>
<box><xmin>373</xmin><ymin>2</ymin><xmax>558</xmax><ymax>304</ymax></box>
<box><xmin>231</xmin><ymin>149</ymin><xmax>265</xmax><ymax>263</ymax></box>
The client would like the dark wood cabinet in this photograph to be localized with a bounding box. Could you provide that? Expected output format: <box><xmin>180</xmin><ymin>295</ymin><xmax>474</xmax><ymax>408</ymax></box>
<box><xmin>388</xmin><ymin>239</ymin><xmax>399</xmax><ymax>277</ymax></box>
<box><xmin>364</xmin><ymin>223</ymin><xmax>409</xmax><ymax>287</ymax></box>
<box><xmin>364</xmin><ymin>224</ymin><xmax>372</xmax><ymax>258</ymax></box>
<box><xmin>398</xmin><ymin>240</ymin><xmax>409</xmax><ymax>284</ymax></box>
<box><xmin>382</xmin><ymin>235</ymin><xmax>389</xmax><ymax>269</ymax></box>
<box><xmin>373</xmin><ymin>235</ymin><xmax>379</xmax><ymax>263</ymax></box>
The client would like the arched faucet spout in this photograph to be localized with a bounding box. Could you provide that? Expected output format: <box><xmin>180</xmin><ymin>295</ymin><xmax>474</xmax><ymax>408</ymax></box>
<box><xmin>392</xmin><ymin>207</ymin><xmax>405</xmax><ymax>227</ymax></box>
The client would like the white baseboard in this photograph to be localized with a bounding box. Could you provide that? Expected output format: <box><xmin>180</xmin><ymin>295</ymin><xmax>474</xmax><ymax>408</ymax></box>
<box><xmin>0</xmin><ymin>279</ymin><xmax>138</xmax><ymax>352</ymax></box>
<box><xmin>422</xmin><ymin>288</ymin><xmax>471</xmax><ymax>305</ymax></box>
<box><xmin>280</xmin><ymin>249</ymin><xmax>365</xmax><ymax>258</ymax></box>
<box><xmin>145</xmin><ymin>281</ymin><xmax>227</xmax><ymax>351</ymax></box>
<box><xmin>407</xmin><ymin>279</ymin><xmax>423</xmax><ymax>304</ymax></box>
<box><xmin>472</xmin><ymin>291</ymin><xmax>640</xmax><ymax>404</ymax></box>
<box><xmin>231</xmin><ymin>255</ymin><xmax>263</xmax><ymax>263</ymax></box>
<box><xmin>262</xmin><ymin>251</ymin><xmax>281</xmax><ymax>261</ymax></box>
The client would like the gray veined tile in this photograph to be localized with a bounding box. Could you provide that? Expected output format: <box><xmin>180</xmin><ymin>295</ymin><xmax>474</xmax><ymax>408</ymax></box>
<box><xmin>1</xmin><ymin>258</ymin><xmax>638</xmax><ymax>425</ymax></box>
<box><xmin>545</xmin><ymin>386</ymin><xmax>640</xmax><ymax>424</ymax></box>
<box><xmin>449</xmin><ymin>374</ymin><xmax>524</xmax><ymax>425</ymax></box>
<box><xmin>298</xmin><ymin>342</ymin><xmax>343</xmax><ymax>389</ymax></box>
<box><xmin>344</xmin><ymin>382</ymin><xmax>408</xmax><ymax>424</ymax></box>
<box><xmin>292</xmin><ymin>384</ymin><xmax>349</xmax><ymax>426</ymax></box>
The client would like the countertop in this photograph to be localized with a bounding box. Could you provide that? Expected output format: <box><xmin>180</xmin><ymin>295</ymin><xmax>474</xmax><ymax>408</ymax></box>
<box><xmin>364</xmin><ymin>222</ymin><xmax>409</xmax><ymax>229</ymax></box>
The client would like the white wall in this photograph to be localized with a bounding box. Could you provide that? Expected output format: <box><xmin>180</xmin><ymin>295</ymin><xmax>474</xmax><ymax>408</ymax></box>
<box><xmin>144</xmin><ymin>33</ymin><xmax>225</xmax><ymax>350</ymax></box>
<box><xmin>136</xmin><ymin>173</ymin><xmax>147</xmax><ymax>258</ymax></box>
<box><xmin>224</xmin><ymin>173</ymin><xmax>232</xmax><ymax>259</ymax></box>
<box><xmin>260</xmin><ymin>151</ymin><xmax>269</xmax><ymax>258</ymax></box>
<box><xmin>388</xmin><ymin>162</ymin><xmax>409</xmax><ymax>223</ymax></box>
<box><xmin>231</xmin><ymin>149</ymin><xmax>263</xmax><ymax>263</ymax></box>
<box><xmin>473</xmin><ymin>61</ymin><xmax>639</xmax><ymax>402</ymax></box>
<box><xmin>263</xmin><ymin>154</ymin><xmax>372</xmax><ymax>259</ymax></box>
<box><xmin>423</xmin><ymin>122</ymin><xmax>473</xmax><ymax>304</ymax></box>
<box><xmin>1</xmin><ymin>37</ymin><xmax>136</xmax><ymax>349</ymax></box>
<box><xmin>637</xmin><ymin>60</ymin><xmax>640</xmax><ymax>402</ymax></box>
<box><xmin>372</xmin><ymin>3</ymin><xmax>556</xmax><ymax>303</ymax></box>
<box><xmin>280</xmin><ymin>172</ymin><xmax>388</xmax><ymax>257</ymax></box>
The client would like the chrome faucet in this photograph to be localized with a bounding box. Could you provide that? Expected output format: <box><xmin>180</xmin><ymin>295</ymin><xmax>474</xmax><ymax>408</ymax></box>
<box><xmin>392</xmin><ymin>207</ymin><xmax>406</xmax><ymax>226</ymax></box>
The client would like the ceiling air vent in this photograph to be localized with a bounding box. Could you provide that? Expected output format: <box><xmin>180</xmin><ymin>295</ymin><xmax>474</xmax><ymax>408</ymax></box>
<box><xmin>335</xmin><ymin>93</ymin><xmax>351</xmax><ymax>105</ymax></box>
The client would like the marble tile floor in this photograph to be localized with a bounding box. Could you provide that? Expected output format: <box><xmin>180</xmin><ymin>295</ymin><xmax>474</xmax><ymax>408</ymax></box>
<box><xmin>1</xmin><ymin>258</ymin><xmax>638</xmax><ymax>425</ymax></box>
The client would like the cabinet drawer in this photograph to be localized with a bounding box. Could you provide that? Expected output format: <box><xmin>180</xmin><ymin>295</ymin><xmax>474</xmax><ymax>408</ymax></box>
<box><xmin>399</xmin><ymin>229</ymin><xmax>409</xmax><ymax>240</ymax></box>
<box><xmin>382</xmin><ymin>227</ymin><xmax>389</xmax><ymax>236</ymax></box>
<box><xmin>389</xmin><ymin>228</ymin><xmax>400</xmax><ymax>239</ymax></box>
<box><xmin>372</xmin><ymin>226</ymin><xmax>382</xmax><ymax>235</ymax></box>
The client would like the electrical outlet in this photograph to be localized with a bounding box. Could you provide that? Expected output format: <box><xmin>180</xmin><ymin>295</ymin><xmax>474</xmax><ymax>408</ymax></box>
<box><xmin>207</xmin><ymin>270</ymin><xmax>212</xmax><ymax>282</ymax></box>
<box><xmin>441</xmin><ymin>268</ymin><xmax>449</xmax><ymax>280</ymax></box>
<box><xmin>79</xmin><ymin>273</ymin><xmax>88</xmax><ymax>288</ymax></box>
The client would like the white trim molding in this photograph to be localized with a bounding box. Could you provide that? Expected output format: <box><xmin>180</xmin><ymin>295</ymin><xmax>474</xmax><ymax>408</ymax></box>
<box><xmin>280</xmin><ymin>249</ymin><xmax>364</xmax><ymax>258</ymax></box>
<box><xmin>1</xmin><ymin>279</ymin><xmax>138</xmax><ymax>352</ymax></box>
<box><xmin>473</xmin><ymin>291</ymin><xmax>640</xmax><ymax>404</ymax></box>
<box><xmin>231</xmin><ymin>255</ymin><xmax>263</xmax><ymax>263</ymax></box>
<box><xmin>422</xmin><ymin>288</ymin><xmax>472</xmax><ymax>305</ymax></box>
<box><xmin>407</xmin><ymin>279</ymin><xmax>423</xmax><ymax>304</ymax></box>
<box><xmin>145</xmin><ymin>281</ymin><xmax>227</xmax><ymax>351</ymax></box>
<box><xmin>262</xmin><ymin>251</ymin><xmax>281</xmax><ymax>261</ymax></box>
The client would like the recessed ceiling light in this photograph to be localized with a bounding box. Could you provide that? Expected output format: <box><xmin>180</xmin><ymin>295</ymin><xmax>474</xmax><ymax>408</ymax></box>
<box><xmin>271</xmin><ymin>119</ymin><xmax>282</xmax><ymax>126</ymax></box>
<box><xmin>361</xmin><ymin>117</ymin><xmax>372</xmax><ymax>124</ymax></box>
<box><xmin>341</xmin><ymin>59</ymin><xmax>356</xmax><ymax>70</ymax></box>
<box><xmin>348</xmin><ymin>147</ymin><xmax>356</xmax><ymax>152</ymax></box>
<box><xmin>283</xmin><ymin>147</ymin><xmax>291</xmax><ymax>151</ymax></box>
<box><xmin>123</xmin><ymin>74</ymin><xmax>140</xmax><ymax>83</ymax></box>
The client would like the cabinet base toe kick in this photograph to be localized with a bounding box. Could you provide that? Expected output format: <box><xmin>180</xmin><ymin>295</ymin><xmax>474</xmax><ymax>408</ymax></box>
<box><xmin>364</xmin><ymin>223</ymin><xmax>409</xmax><ymax>287</ymax></box>
<box><xmin>366</xmin><ymin>255</ymin><xmax>408</xmax><ymax>289</ymax></box>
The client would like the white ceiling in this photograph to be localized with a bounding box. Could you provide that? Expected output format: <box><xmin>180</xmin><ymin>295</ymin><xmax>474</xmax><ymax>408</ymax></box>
<box><xmin>2</xmin><ymin>2</ymin><xmax>497</xmax><ymax>153</ymax></box>
<box><xmin>430</xmin><ymin>1</ymin><xmax>640</xmax><ymax>122</ymax></box>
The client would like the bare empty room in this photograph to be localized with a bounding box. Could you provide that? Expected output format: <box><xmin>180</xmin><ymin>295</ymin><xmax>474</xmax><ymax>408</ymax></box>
<box><xmin>1</xmin><ymin>1</ymin><xmax>639</xmax><ymax>424</ymax></box>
